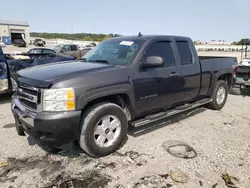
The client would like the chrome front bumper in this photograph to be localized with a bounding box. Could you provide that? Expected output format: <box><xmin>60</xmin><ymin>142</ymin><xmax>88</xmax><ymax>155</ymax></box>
<box><xmin>0</xmin><ymin>79</ymin><xmax>8</xmax><ymax>93</ymax></box>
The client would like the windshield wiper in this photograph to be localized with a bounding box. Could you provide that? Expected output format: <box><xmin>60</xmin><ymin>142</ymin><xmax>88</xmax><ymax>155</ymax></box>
<box><xmin>88</xmin><ymin>60</ymin><xmax>110</xmax><ymax>64</ymax></box>
<box><xmin>79</xmin><ymin>58</ymin><xmax>110</xmax><ymax>64</ymax></box>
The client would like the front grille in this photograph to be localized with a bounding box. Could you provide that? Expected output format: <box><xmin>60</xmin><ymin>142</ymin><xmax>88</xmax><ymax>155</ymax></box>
<box><xmin>15</xmin><ymin>83</ymin><xmax>40</xmax><ymax>111</ymax></box>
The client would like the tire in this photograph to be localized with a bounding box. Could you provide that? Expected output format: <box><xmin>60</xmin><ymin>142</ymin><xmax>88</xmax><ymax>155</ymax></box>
<box><xmin>78</xmin><ymin>102</ymin><xmax>128</xmax><ymax>157</ymax></box>
<box><xmin>206</xmin><ymin>80</ymin><xmax>228</xmax><ymax>110</ymax></box>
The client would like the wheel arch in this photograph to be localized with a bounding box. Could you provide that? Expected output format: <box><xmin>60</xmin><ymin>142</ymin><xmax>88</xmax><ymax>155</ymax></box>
<box><xmin>77</xmin><ymin>85</ymin><xmax>135</xmax><ymax>120</ymax></box>
<box><xmin>209</xmin><ymin>69</ymin><xmax>233</xmax><ymax>96</ymax></box>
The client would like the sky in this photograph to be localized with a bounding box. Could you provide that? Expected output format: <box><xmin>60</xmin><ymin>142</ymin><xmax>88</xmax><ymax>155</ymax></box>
<box><xmin>1</xmin><ymin>0</ymin><xmax>250</xmax><ymax>41</ymax></box>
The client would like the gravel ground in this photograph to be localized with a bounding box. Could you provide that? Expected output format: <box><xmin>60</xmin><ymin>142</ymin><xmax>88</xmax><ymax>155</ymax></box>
<box><xmin>0</xmin><ymin>91</ymin><xmax>250</xmax><ymax>188</ymax></box>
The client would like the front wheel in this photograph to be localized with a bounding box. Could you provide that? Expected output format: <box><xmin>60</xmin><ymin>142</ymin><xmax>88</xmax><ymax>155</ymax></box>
<box><xmin>78</xmin><ymin>102</ymin><xmax>128</xmax><ymax>157</ymax></box>
<box><xmin>206</xmin><ymin>80</ymin><xmax>228</xmax><ymax>110</ymax></box>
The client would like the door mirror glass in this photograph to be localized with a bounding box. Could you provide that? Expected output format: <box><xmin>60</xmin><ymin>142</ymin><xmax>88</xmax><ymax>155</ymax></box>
<box><xmin>142</xmin><ymin>56</ymin><xmax>164</xmax><ymax>68</ymax></box>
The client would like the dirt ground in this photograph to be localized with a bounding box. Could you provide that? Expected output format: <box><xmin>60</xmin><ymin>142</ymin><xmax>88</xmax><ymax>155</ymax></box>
<box><xmin>0</xmin><ymin>88</ymin><xmax>250</xmax><ymax>188</ymax></box>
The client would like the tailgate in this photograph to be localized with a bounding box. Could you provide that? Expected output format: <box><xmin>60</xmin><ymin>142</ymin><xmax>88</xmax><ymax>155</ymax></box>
<box><xmin>235</xmin><ymin>65</ymin><xmax>250</xmax><ymax>82</ymax></box>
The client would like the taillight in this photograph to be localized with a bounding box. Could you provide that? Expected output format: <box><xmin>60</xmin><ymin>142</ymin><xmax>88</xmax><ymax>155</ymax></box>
<box><xmin>243</xmin><ymin>74</ymin><xmax>249</xmax><ymax>81</ymax></box>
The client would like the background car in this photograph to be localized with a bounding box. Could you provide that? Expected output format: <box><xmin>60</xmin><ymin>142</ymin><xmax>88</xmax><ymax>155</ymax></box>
<box><xmin>12</xmin><ymin>39</ymin><xmax>26</xmax><ymax>47</ymax></box>
<box><xmin>33</xmin><ymin>38</ymin><xmax>46</xmax><ymax>46</ymax></box>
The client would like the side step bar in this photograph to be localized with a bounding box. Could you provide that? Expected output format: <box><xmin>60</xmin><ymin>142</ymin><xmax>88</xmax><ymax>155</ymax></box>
<box><xmin>131</xmin><ymin>98</ymin><xmax>212</xmax><ymax>127</ymax></box>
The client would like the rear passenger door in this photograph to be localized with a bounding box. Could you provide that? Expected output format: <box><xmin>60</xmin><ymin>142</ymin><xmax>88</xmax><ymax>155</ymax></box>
<box><xmin>69</xmin><ymin>45</ymin><xmax>79</xmax><ymax>58</ymax></box>
<box><xmin>175</xmin><ymin>41</ymin><xmax>201</xmax><ymax>102</ymax></box>
<box><xmin>133</xmin><ymin>41</ymin><xmax>183</xmax><ymax>115</ymax></box>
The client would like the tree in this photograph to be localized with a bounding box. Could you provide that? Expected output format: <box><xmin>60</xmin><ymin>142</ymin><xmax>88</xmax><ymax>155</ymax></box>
<box><xmin>102</xmin><ymin>35</ymin><xmax>112</xmax><ymax>41</ymax></box>
<box><xmin>30</xmin><ymin>32</ymin><xmax>121</xmax><ymax>42</ymax></box>
<box><xmin>231</xmin><ymin>39</ymin><xmax>249</xmax><ymax>45</ymax></box>
<box><xmin>83</xmin><ymin>36</ymin><xmax>93</xmax><ymax>41</ymax></box>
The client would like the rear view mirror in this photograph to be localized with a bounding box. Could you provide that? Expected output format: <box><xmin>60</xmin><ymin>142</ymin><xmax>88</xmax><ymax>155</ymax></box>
<box><xmin>141</xmin><ymin>56</ymin><xmax>164</xmax><ymax>68</ymax></box>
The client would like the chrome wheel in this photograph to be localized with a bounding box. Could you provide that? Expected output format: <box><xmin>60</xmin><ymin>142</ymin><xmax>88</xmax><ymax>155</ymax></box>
<box><xmin>216</xmin><ymin>86</ymin><xmax>226</xmax><ymax>104</ymax></box>
<box><xmin>94</xmin><ymin>115</ymin><xmax>121</xmax><ymax>148</ymax></box>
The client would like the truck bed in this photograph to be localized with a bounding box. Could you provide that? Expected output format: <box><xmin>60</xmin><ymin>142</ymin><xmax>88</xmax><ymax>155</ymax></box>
<box><xmin>198</xmin><ymin>56</ymin><xmax>236</xmax><ymax>97</ymax></box>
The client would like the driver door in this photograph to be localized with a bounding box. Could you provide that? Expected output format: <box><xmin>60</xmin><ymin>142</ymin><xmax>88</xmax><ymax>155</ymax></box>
<box><xmin>133</xmin><ymin>40</ymin><xmax>182</xmax><ymax>115</ymax></box>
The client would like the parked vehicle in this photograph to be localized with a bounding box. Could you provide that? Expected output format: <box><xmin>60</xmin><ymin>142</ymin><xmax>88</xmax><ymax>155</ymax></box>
<box><xmin>0</xmin><ymin>46</ymin><xmax>77</xmax><ymax>94</ymax></box>
<box><xmin>33</xmin><ymin>38</ymin><xmax>46</xmax><ymax>46</ymax></box>
<box><xmin>27</xmin><ymin>48</ymin><xmax>56</xmax><ymax>55</ymax></box>
<box><xmin>0</xmin><ymin>47</ymin><xmax>8</xmax><ymax>93</ymax></box>
<box><xmin>233</xmin><ymin>39</ymin><xmax>250</xmax><ymax>88</ymax></box>
<box><xmin>11</xmin><ymin>35</ymin><xmax>236</xmax><ymax>157</ymax></box>
<box><xmin>13</xmin><ymin>39</ymin><xmax>27</xmax><ymax>47</ymax></box>
<box><xmin>53</xmin><ymin>44</ymin><xmax>92</xmax><ymax>59</ymax></box>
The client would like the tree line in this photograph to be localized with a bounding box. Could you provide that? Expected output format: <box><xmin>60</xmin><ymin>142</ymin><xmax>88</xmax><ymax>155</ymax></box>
<box><xmin>30</xmin><ymin>32</ymin><xmax>121</xmax><ymax>41</ymax></box>
<box><xmin>31</xmin><ymin>32</ymin><xmax>247</xmax><ymax>45</ymax></box>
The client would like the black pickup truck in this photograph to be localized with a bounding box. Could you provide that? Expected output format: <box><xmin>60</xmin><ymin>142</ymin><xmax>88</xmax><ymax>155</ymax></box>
<box><xmin>11</xmin><ymin>35</ymin><xmax>237</xmax><ymax>157</ymax></box>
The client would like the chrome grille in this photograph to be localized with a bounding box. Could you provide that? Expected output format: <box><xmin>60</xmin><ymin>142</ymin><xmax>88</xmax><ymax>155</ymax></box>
<box><xmin>15</xmin><ymin>83</ymin><xmax>40</xmax><ymax>112</ymax></box>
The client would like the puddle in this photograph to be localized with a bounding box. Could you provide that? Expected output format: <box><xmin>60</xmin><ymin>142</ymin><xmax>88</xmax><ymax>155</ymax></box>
<box><xmin>162</xmin><ymin>140</ymin><xmax>197</xmax><ymax>159</ymax></box>
<box><xmin>3</xmin><ymin>123</ymin><xmax>15</xmax><ymax>129</ymax></box>
<box><xmin>44</xmin><ymin>170</ymin><xmax>111</xmax><ymax>188</ymax></box>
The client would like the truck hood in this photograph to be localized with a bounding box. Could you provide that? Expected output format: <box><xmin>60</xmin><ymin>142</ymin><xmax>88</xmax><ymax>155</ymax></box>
<box><xmin>15</xmin><ymin>61</ymin><xmax>117</xmax><ymax>88</ymax></box>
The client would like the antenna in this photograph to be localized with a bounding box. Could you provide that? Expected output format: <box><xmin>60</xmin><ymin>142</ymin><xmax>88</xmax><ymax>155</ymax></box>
<box><xmin>138</xmin><ymin>32</ymin><xmax>142</xmax><ymax>37</ymax></box>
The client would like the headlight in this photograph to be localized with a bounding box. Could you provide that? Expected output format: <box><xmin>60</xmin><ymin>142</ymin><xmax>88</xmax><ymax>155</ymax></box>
<box><xmin>43</xmin><ymin>88</ymin><xmax>75</xmax><ymax>112</ymax></box>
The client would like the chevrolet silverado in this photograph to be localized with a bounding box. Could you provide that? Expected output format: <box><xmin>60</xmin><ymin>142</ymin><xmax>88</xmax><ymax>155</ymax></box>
<box><xmin>11</xmin><ymin>35</ymin><xmax>237</xmax><ymax>157</ymax></box>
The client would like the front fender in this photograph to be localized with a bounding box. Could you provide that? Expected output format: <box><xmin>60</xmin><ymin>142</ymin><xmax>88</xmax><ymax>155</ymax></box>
<box><xmin>77</xmin><ymin>84</ymin><xmax>135</xmax><ymax>111</ymax></box>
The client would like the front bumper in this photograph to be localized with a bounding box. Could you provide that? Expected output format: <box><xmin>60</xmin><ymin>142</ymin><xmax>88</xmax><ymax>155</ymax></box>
<box><xmin>0</xmin><ymin>79</ymin><xmax>8</xmax><ymax>93</ymax></box>
<box><xmin>11</xmin><ymin>95</ymin><xmax>82</xmax><ymax>146</ymax></box>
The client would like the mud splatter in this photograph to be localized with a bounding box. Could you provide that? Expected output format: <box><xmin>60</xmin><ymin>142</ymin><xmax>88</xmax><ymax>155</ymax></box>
<box><xmin>95</xmin><ymin>162</ymin><xmax>116</xmax><ymax>170</ymax></box>
<box><xmin>44</xmin><ymin>170</ymin><xmax>111</xmax><ymax>188</ymax></box>
<box><xmin>133</xmin><ymin>174</ymin><xmax>172</xmax><ymax>188</ymax></box>
<box><xmin>0</xmin><ymin>155</ymin><xmax>64</xmax><ymax>183</ymax></box>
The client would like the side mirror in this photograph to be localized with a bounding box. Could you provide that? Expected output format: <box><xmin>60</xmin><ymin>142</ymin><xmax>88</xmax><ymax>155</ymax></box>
<box><xmin>60</xmin><ymin>49</ymin><xmax>64</xmax><ymax>53</ymax></box>
<box><xmin>141</xmin><ymin>56</ymin><xmax>164</xmax><ymax>68</ymax></box>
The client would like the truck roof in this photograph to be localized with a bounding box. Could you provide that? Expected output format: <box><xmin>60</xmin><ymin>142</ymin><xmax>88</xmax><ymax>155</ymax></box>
<box><xmin>108</xmin><ymin>35</ymin><xmax>191</xmax><ymax>41</ymax></box>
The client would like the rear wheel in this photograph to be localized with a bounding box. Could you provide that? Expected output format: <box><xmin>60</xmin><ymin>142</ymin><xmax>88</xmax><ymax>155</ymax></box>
<box><xmin>206</xmin><ymin>80</ymin><xmax>228</xmax><ymax>110</ymax></box>
<box><xmin>78</xmin><ymin>102</ymin><xmax>128</xmax><ymax>157</ymax></box>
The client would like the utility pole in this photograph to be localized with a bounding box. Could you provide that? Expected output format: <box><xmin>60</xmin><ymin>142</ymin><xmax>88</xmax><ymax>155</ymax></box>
<box><xmin>94</xmin><ymin>20</ymin><xmax>96</xmax><ymax>34</ymax></box>
<box><xmin>71</xmin><ymin>24</ymin><xmax>74</xmax><ymax>34</ymax></box>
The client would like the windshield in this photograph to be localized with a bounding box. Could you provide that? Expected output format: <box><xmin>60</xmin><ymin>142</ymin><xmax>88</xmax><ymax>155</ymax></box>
<box><xmin>81</xmin><ymin>38</ymin><xmax>145</xmax><ymax>65</ymax></box>
<box><xmin>53</xmin><ymin>44</ymin><xmax>64</xmax><ymax>51</ymax></box>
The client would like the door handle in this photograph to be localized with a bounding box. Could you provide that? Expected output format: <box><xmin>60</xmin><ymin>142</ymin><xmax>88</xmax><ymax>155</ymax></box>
<box><xmin>169</xmin><ymin>72</ymin><xmax>180</xmax><ymax>77</ymax></box>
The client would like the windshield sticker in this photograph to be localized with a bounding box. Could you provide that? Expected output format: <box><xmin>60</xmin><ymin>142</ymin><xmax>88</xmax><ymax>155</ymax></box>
<box><xmin>120</xmin><ymin>41</ymin><xmax>134</xmax><ymax>46</ymax></box>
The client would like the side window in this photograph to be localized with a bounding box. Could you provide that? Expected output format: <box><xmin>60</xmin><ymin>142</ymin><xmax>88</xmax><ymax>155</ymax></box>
<box><xmin>70</xmin><ymin>45</ymin><xmax>78</xmax><ymax>51</ymax></box>
<box><xmin>144</xmin><ymin>41</ymin><xmax>175</xmax><ymax>67</ymax></box>
<box><xmin>176</xmin><ymin>41</ymin><xmax>193</xmax><ymax>65</ymax></box>
<box><xmin>43</xmin><ymin>49</ymin><xmax>54</xmax><ymax>54</ymax></box>
<box><xmin>63</xmin><ymin>45</ymin><xmax>71</xmax><ymax>52</ymax></box>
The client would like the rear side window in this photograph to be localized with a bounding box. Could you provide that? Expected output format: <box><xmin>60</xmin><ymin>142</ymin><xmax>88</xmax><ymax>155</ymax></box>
<box><xmin>145</xmin><ymin>41</ymin><xmax>175</xmax><ymax>67</ymax></box>
<box><xmin>70</xmin><ymin>45</ymin><xmax>78</xmax><ymax>51</ymax></box>
<box><xmin>176</xmin><ymin>41</ymin><xmax>193</xmax><ymax>65</ymax></box>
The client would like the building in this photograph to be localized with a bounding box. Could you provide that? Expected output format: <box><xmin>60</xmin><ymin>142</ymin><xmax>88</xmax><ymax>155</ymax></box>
<box><xmin>196</xmin><ymin>40</ymin><xmax>231</xmax><ymax>45</ymax></box>
<box><xmin>0</xmin><ymin>20</ymin><xmax>30</xmax><ymax>44</ymax></box>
